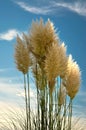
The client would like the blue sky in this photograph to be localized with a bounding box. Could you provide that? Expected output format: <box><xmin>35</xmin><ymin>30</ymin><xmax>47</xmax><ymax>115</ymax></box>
<box><xmin>0</xmin><ymin>0</ymin><xmax>86</xmax><ymax>120</ymax></box>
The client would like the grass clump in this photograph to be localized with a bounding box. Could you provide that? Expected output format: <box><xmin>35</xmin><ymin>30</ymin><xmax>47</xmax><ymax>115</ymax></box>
<box><xmin>1</xmin><ymin>18</ymin><xmax>82</xmax><ymax>130</ymax></box>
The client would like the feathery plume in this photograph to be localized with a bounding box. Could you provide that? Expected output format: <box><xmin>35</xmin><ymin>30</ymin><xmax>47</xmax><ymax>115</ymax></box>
<box><xmin>59</xmin><ymin>42</ymin><xmax>68</xmax><ymax>78</ymax></box>
<box><xmin>14</xmin><ymin>35</ymin><xmax>30</xmax><ymax>74</ymax></box>
<box><xmin>63</xmin><ymin>55</ymin><xmax>81</xmax><ymax>99</ymax></box>
<box><xmin>45</xmin><ymin>43</ymin><xmax>61</xmax><ymax>81</ymax></box>
<box><xmin>45</xmin><ymin>43</ymin><xmax>67</xmax><ymax>81</ymax></box>
<box><xmin>29</xmin><ymin>18</ymin><xmax>58</xmax><ymax>58</ymax></box>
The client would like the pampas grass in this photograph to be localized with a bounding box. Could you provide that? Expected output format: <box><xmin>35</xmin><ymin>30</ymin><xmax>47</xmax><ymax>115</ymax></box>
<box><xmin>14</xmin><ymin>18</ymin><xmax>81</xmax><ymax>130</ymax></box>
<box><xmin>0</xmin><ymin>18</ymin><xmax>82</xmax><ymax>130</ymax></box>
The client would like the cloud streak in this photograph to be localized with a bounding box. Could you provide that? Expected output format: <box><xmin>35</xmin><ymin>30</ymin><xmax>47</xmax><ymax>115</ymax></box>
<box><xmin>51</xmin><ymin>1</ymin><xmax>86</xmax><ymax>16</ymax></box>
<box><xmin>0</xmin><ymin>29</ymin><xmax>20</xmax><ymax>41</ymax></box>
<box><xmin>16</xmin><ymin>1</ymin><xmax>52</xmax><ymax>15</ymax></box>
<box><xmin>15</xmin><ymin>1</ymin><xmax>86</xmax><ymax>16</ymax></box>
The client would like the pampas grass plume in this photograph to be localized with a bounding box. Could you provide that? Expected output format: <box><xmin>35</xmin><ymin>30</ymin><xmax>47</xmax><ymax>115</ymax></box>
<box><xmin>45</xmin><ymin>43</ymin><xmax>61</xmax><ymax>81</ymax></box>
<box><xmin>45</xmin><ymin>42</ymin><xmax>67</xmax><ymax>81</ymax></box>
<box><xmin>64</xmin><ymin>55</ymin><xmax>81</xmax><ymax>99</ymax></box>
<box><xmin>29</xmin><ymin>18</ymin><xmax>58</xmax><ymax>58</ymax></box>
<box><xmin>14</xmin><ymin>35</ymin><xmax>30</xmax><ymax>74</ymax></box>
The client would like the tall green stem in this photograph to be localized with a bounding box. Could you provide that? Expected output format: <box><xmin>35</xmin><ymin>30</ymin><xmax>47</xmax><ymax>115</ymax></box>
<box><xmin>63</xmin><ymin>96</ymin><xmax>67</xmax><ymax>130</ymax></box>
<box><xmin>40</xmin><ymin>90</ymin><xmax>45</xmax><ymax>130</ymax></box>
<box><xmin>27</xmin><ymin>72</ymin><xmax>31</xmax><ymax>130</ymax></box>
<box><xmin>57</xmin><ymin>77</ymin><xmax>62</xmax><ymax>130</ymax></box>
<box><xmin>45</xmin><ymin>86</ymin><xmax>48</xmax><ymax>130</ymax></box>
<box><xmin>70</xmin><ymin>98</ymin><xmax>72</xmax><ymax>130</ymax></box>
<box><xmin>68</xmin><ymin>98</ymin><xmax>72</xmax><ymax>130</ymax></box>
<box><xmin>36</xmin><ymin>63</ymin><xmax>40</xmax><ymax>130</ymax></box>
<box><xmin>24</xmin><ymin>74</ymin><xmax>28</xmax><ymax>130</ymax></box>
<box><xmin>49</xmin><ymin>90</ymin><xmax>53</xmax><ymax>130</ymax></box>
<box><xmin>40</xmin><ymin>70</ymin><xmax>46</xmax><ymax>130</ymax></box>
<box><xmin>37</xmin><ymin>87</ymin><xmax>40</xmax><ymax>130</ymax></box>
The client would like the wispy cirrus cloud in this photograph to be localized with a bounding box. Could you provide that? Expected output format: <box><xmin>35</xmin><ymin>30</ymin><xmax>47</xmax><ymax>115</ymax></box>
<box><xmin>51</xmin><ymin>1</ymin><xmax>86</xmax><ymax>16</ymax></box>
<box><xmin>0</xmin><ymin>77</ymin><xmax>37</xmax><ymax>110</ymax></box>
<box><xmin>15</xmin><ymin>1</ymin><xmax>86</xmax><ymax>17</ymax></box>
<box><xmin>16</xmin><ymin>1</ymin><xmax>52</xmax><ymax>15</ymax></box>
<box><xmin>0</xmin><ymin>29</ymin><xmax>20</xmax><ymax>41</ymax></box>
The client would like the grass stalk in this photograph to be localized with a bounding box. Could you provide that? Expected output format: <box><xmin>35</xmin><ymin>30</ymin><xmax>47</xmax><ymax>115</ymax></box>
<box><xmin>49</xmin><ymin>90</ymin><xmax>53</xmax><ymax>130</ymax></box>
<box><xmin>24</xmin><ymin>74</ymin><xmax>28</xmax><ymax>130</ymax></box>
<box><xmin>27</xmin><ymin>72</ymin><xmax>31</xmax><ymax>130</ymax></box>
<box><xmin>63</xmin><ymin>96</ymin><xmax>67</xmax><ymax>130</ymax></box>
<box><xmin>45</xmin><ymin>86</ymin><xmax>48</xmax><ymax>130</ymax></box>
<box><xmin>36</xmin><ymin>63</ymin><xmax>40</xmax><ymax>130</ymax></box>
<box><xmin>57</xmin><ymin>77</ymin><xmax>62</xmax><ymax>130</ymax></box>
<box><xmin>68</xmin><ymin>98</ymin><xmax>72</xmax><ymax>130</ymax></box>
<box><xmin>40</xmin><ymin>90</ymin><xmax>45</xmax><ymax>130</ymax></box>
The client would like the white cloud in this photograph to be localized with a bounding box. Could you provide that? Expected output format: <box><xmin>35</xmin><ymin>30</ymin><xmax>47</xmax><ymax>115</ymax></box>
<box><xmin>17</xmin><ymin>87</ymin><xmax>36</xmax><ymax>98</ymax></box>
<box><xmin>0</xmin><ymin>29</ymin><xmax>20</xmax><ymax>41</ymax></box>
<box><xmin>0</xmin><ymin>76</ymin><xmax>37</xmax><ymax>107</ymax></box>
<box><xmin>52</xmin><ymin>1</ymin><xmax>86</xmax><ymax>16</ymax></box>
<box><xmin>0</xmin><ymin>76</ymin><xmax>23</xmax><ymax>101</ymax></box>
<box><xmin>0</xmin><ymin>83</ymin><xmax>22</xmax><ymax>94</ymax></box>
<box><xmin>15</xmin><ymin>1</ymin><xmax>86</xmax><ymax>16</ymax></box>
<box><xmin>16</xmin><ymin>1</ymin><xmax>52</xmax><ymax>15</ymax></box>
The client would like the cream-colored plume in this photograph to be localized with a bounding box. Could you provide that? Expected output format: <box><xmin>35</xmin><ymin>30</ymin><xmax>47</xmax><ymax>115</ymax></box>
<box><xmin>14</xmin><ymin>35</ymin><xmax>30</xmax><ymax>74</ymax></box>
<box><xmin>64</xmin><ymin>55</ymin><xmax>81</xmax><ymax>99</ymax></box>
<box><xmin>29</xmin><ymin>18</ymin><xmax>58</xmax><ymax>58</ymax></box>
<box><xmin>45</xmin><ymin>42</ymin><xmax>67</xmax><ymax>81</ymax></box>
